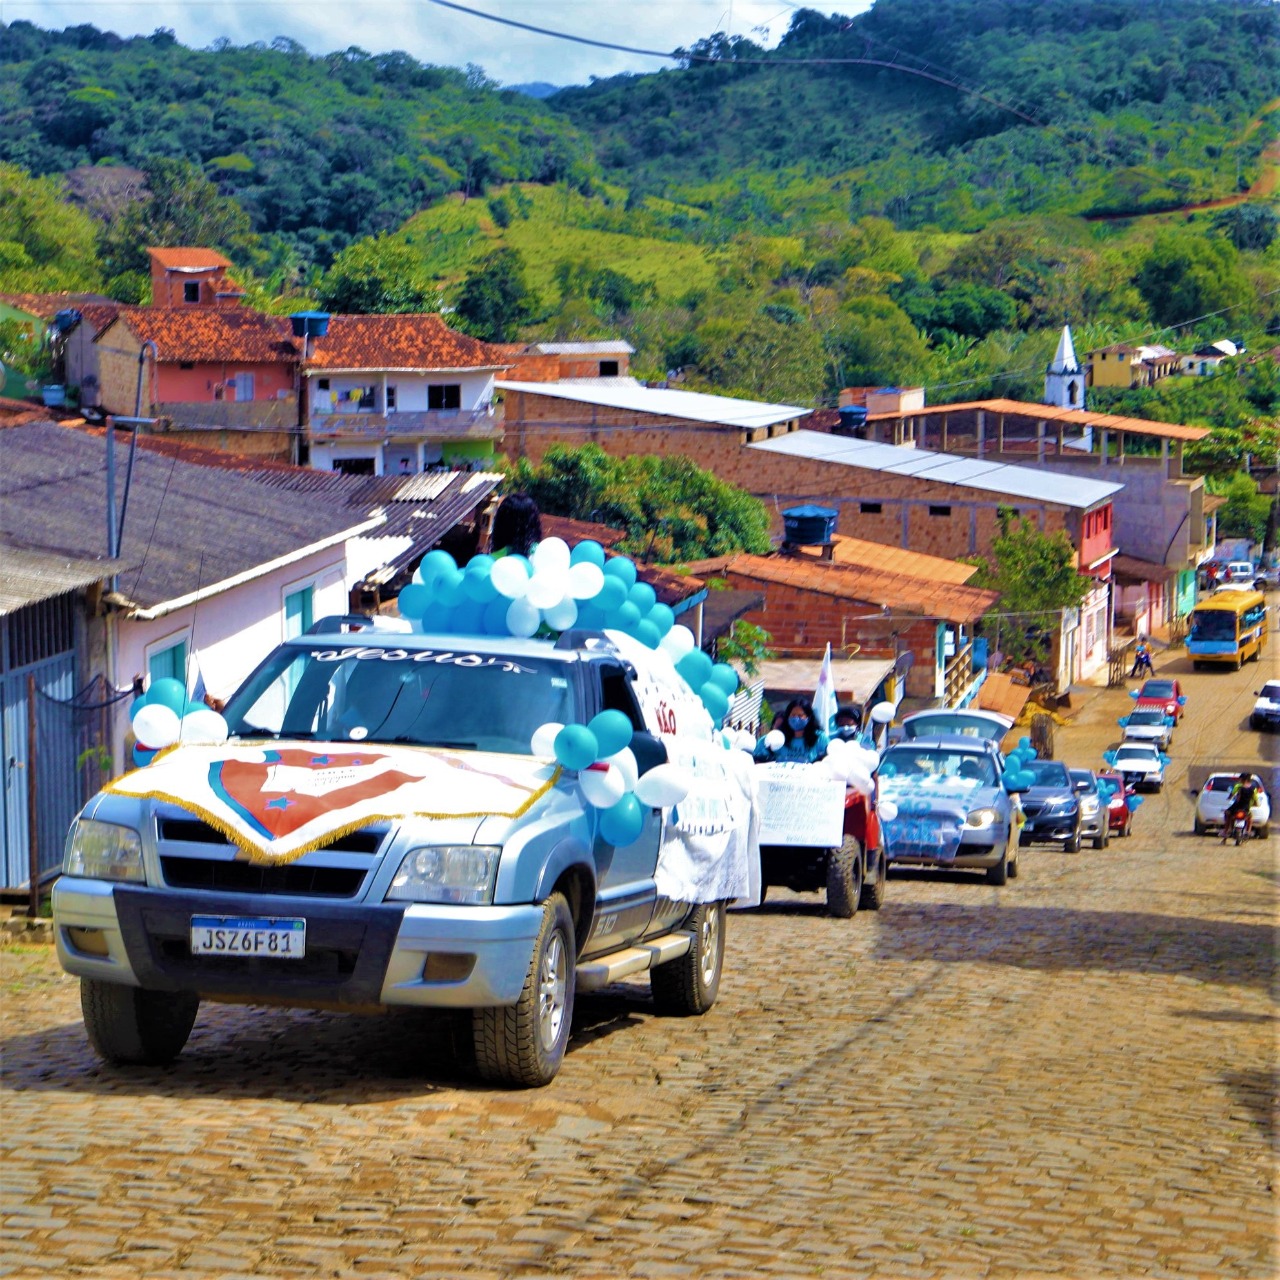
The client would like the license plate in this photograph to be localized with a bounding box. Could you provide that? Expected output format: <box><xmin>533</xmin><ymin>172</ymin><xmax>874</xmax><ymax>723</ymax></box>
<box><xmin>190</xmin><ymin>916</ymin><xmax>306</xmax><ymax>958</ymax></box>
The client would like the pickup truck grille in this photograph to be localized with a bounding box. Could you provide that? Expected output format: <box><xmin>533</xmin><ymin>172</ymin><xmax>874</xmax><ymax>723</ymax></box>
<box><xmin>159</xmin><ymin>856</ymin><xmax>367</xmax><ymax>898</ymax></box>
<box><xmin>157</xmin><ymin>818</ymin><xmax>382</xmax><ymax>854</ymax></box>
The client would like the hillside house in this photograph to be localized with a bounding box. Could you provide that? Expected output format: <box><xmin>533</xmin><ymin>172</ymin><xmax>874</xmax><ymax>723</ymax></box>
<box><xmin>0</xmin><ymin>291</ymin><xmax>119</xmax><ymax>404</ymax></box>
<box><xmin>147</xmin><ymin>247</ymin><xmax>246</xmax><ymax>308</ymax></box>
<box><xmin>303</xmin><ymin>314</ymin><xmax>511</xmax><ymax>475</ymax></box>
<box><xmin>93</xmin><ymin>307</ymin><xmax>300</xmax><ymax>452</ymax></box>
<box><xmin>1086</xmin><ymin>341</ymin><xmax>1179</xmax><ymax>390</ymax></box>
<box><xmin>499</xmin><ymin>340</ymin><xmax>635</xmax><ymax>383</ymax></box>
<box><xmin>686</xmin><ymin>537</ymin><xmax>1000</xmax><ymax>707</ymax></box>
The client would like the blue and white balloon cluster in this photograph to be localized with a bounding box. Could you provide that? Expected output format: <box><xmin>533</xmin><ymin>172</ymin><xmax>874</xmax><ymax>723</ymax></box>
<box><xmin>129</xmin><ymin>676</ymin><xmax>228</xmax><ymax>767</ymax></box>
<box><xmin>529</xmin><ymin>710</ymin><xmax>693</xmax><ymax>847</ymax></box>
<box><xmin>1002</xmin><ymin>735</ymin><xmax>1039</xmax><ymax>791</ymax></box>
<box><xmin>1095</xmin><ymin>774</ymin><xmax>1143</xmax><ymax>813</ymax></box>
<box><xmin>396</xmin><ymin>538</ymin><xmax>740</xmax><ymax>725</ymax></box>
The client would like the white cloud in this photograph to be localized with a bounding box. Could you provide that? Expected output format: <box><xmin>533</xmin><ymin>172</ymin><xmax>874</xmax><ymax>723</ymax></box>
<box><xmin>11</xmin><ymin>1</ymin><xmax>869</xmax><ymax>88</ymax></box>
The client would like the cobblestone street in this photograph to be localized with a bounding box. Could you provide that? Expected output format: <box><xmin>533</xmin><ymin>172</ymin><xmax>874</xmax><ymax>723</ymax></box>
<box><xmin>1</xmin><ymin>646</ymin><xmax>1275</xmax><ymax>1278</ymax></box>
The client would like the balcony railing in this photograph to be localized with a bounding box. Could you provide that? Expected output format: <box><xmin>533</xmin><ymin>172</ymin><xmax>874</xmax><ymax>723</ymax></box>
<box><xmin>943</xmin><ymin>641</ymin><xmax>985</xmax><ymax>708</ymax></box>
<box><xmin>308</xmin><ymin>407</ymin><xmax>500</xmax><ymax>441</ymax></box>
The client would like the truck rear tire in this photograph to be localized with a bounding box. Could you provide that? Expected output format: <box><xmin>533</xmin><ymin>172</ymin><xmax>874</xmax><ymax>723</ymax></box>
<box><xmin>825</xmin><ymin>836</ymin><xmax>863</xmax><ymax>918</ymax></box>
<box><xmin>858</xmin><ymin>846</ymin><xmax>886</xmax><ymax>910</ymax></box>
<box><xmin>473</xmin><ymin>892</ymin><xmax>574</xmax><ymax>1088</ymax></box>
<box><xmin>80</xmin><ymin>978</ymin><xmax>199</xmax><ymax>1066</ymax></box>
<box><xmin>652</xmin><ymin>901</ymin><xmax>725</xmax><ymax>1016</ymax></box>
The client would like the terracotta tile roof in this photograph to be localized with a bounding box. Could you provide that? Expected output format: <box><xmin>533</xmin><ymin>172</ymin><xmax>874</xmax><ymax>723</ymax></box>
<box><xmin>100</xmin><ymin>307</ymin><xmax>299</xmax><ymax>364</ymax></box>
<box><xmin>867</xmin><ymin>396</ymin><xmax>1208</xmax><ymax>443</ymax></box>
<box><xmin>0</xmin><ymin>291</ymin><xmax>117</xmax><ymax>321</ymax></box>
<box><xmin>303</xmin><ymin>314</ymin><xmax>515</xmax><ymax>373</ymax></box>
<box><xmin>813</xmin><ymin>535</ymin><xmax>978</xmax><ymax>584</ymax></box>
<box><xmin>147</xmin><ymin>247</ymin><xmax>233</xmax><ymax>270</ymax></box>
<box><xmin>716</xmin><ymin>553</ymin><xmax>999</xmax><ymax>625</ymax></box>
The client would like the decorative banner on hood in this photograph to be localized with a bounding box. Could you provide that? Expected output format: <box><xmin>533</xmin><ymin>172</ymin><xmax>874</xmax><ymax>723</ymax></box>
<box><xmin>108</xmin><ymin>742</ymin><xmax>559</xmax><ymax>864</ymax></box>
<box><xmin>877</xmin><ymin>774</ymin><xmax>986</xmax><ymax>862</ymax></box>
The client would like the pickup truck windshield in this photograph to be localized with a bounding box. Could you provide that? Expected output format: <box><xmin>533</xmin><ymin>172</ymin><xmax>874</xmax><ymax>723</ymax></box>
<box><xmin>221</xmin><ymin>644</ymin><xmax>578</xmax><ymax>754</ymax></box>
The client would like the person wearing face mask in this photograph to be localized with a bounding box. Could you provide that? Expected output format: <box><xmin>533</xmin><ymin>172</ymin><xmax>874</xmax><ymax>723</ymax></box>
<box><xmin>754</xmin><ymin>697</ymin><xmax>829</xmax><ymax>763</ymax></box>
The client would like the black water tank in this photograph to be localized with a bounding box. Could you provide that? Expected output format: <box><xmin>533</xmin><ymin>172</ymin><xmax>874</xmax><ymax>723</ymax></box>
<box><xmin>782</xmin><ymin>504</ymin><xmax>838</xmax><ymax>546</ymax></box>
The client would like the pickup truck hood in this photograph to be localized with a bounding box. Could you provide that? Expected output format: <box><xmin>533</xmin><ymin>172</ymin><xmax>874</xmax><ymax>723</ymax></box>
<box><xmin>106</xmin><ymin>740</ymin><xmax>560</xmax><ymax>864</ymax></box>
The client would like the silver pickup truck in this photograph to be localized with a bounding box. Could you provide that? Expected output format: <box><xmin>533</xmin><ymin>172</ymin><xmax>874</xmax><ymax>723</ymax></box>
<box><xmin>54</xmin><ymin>619</ymin><xmax>755</xmax><ymax>1087</ymax></box>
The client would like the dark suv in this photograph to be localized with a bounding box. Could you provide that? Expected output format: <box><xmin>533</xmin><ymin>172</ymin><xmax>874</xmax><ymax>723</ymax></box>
<box><xmin>1017</xmin><ymin>759</ymin><xmax>1082</xmax><ymax>853</ymax></box>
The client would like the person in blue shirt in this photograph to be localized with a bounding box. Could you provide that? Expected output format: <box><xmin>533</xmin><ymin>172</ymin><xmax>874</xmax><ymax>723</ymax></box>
<box><xmin>754</xmin><ymin>697</ymin><xmax>829</xmax><ymax>764</ymax></box>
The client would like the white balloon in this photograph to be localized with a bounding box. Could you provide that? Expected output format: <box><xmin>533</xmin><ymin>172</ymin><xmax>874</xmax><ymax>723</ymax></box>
<box><xmin>526</xmin><ymin>570</ymin><xmax>566</xmax><ymax>610</ymax></box>
<box><xmin>734</xmin><ymin>730</ymin><xmax>757</xmax><ymax>752</ymax></box>
<box><xmin>764</xmin><ymin>729</ymin><xmax>785</xmax><ymax>752</ymax></box>
<box><xmin>542</xmin><ymin>596</ymin><xmax>578</xmax><ymax>631</ymax></box>
<box><xmin>567</xmin><ymin>561</ymin><xmax>605</xmax><ymax>600</ymax></box>
<box><xmin>530</xmin><ymin>721</ymin><xmax>564</xmax><ymax>757</ymax></box>
<box><xmin>870</xmin><ymin>700</ymin><xmax>896</xmax><ymax>725</ymax></box>
<box><xmin>634</xmin><ymin>764</ymin><xmax>693</xmax><ymax>808</ymax></box>
<box><xmin>490</xmin><ymin>556</ymin><xmax>529</xmax><ymax>600</ymax></box>
<box><xmin>603</xmin><ymin>747</ymin><xmax>638</xmax><ymax>791</ymax></box>
<box><xmin>825</xmin><ymin>751</ymin><xmax>851</xmax><ymax>782</ymax></box>
<box><xmin>580</xmin><ymin>763</ymin><xmax>626</xmax><ymax>809</ymax></box>
<box><xmin>850</xmin><ymin>743</ymin><xmax>881</xmax><ymax>773</ymax></box>
<box><xmin>825</xmin><ymin>736</ymin><xmax>848</xmax><ymax>756</ymax></box>
<box><xmin>532</xmin><ymin>537</ymin><xmax>571</xmax><ymax>575</ymax></box>
<box><xmin>661</xmin><ymin>625</ymin><xmax>696</xmax><ymax>659</ymax></box>
<box><xmin>846</xmin><ymin>764</ymin><xmax>873</xmax><ymax>796</ymax></box>
<box><xmin>179</xmin><ymin>708</ymin><xmax>229</xmax><ymax>745</ymax></box>
<box><xmin>877</xmin><ymin>799</ymin><xmax>899</xmax><ymax>823</ymax></box>
<box><xmin>506</xmin><ymin>597</ymin><xmax>541</xmax><ymax>638</ymax></box>
<box><xmin>132</xmin><ymin>704</ymin><xmax>181</xmax><ymax>750</ymax></box>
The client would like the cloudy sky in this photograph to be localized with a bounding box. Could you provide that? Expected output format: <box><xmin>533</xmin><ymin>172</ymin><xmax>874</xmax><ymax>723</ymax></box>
<box><xmin>11</xmin><ymin>1</ymin><xmax>870</xmax><ymax>87</ymax></box>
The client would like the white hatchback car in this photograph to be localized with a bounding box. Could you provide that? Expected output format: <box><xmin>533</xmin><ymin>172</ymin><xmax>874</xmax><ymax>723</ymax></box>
<box><xmin>1194</xmin><ymin>773</ymin><xmax>1271</xmax><ymax>839</ymax></box>
<box><xmin>1119</xmin><ymin>707</ymin><xmax>1173</xmax><ymax>749</ymax></box>
<box><xmin>1108</xmin><ymin>741</ymin><xmax>1167</xmax><ymax>792</ymax></box>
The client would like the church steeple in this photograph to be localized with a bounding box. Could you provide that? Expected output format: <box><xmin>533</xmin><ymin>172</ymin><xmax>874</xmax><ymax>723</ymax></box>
<box><xmin>1045</xmin><ymin>324</ymin><xmax>1085</xmax><ymax>408</ymax></box>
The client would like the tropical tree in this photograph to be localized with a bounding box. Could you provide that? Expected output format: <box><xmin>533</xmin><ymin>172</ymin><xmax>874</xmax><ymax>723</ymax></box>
<box><xmin>0</xmin><ymin>163</ymin><xmax>102</xmax><ymax>292</ymax></box>
<box><xmin>1134</xmin><ymin>231</ymin><xmax>1251</xmax><ymax>328</ymax></box>
<box><xmin>454</xmin><ymin>248</ymin><xmax>539</xmax><ymax>341</ymax></box>
<box><xmin>316</xmin><ymin>235</ymin><xmax>438</xmax><ymax>313</ymax></box>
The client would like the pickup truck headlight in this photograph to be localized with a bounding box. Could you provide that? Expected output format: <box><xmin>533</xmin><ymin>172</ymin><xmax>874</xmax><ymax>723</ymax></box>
<box><xmin>63</xmin><ymin>818</ymin><xmax>145</xmax><ymax>883</ymax></box>
<box><xmin>964</xmin><ymin>807</ymin><xmax>1001</xmax><ymax>830</ymax></box>
<box><xmin>386</xmin><ymin>846</ymin><xmax>500</xmax><ymax>905</ymax></box>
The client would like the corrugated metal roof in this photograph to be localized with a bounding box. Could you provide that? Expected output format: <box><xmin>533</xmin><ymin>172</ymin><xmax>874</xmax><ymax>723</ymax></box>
<box><xmin>751</xmin><ymin>431</ymin><xmax>1121</xmax><ymax>509</ymax></box>
<box><xmin>497</xmin><ymin>381</ymin><xmax>808</xmax><ymax>429</ymax></box>
<box><xmin>0</xmin><ymin>422</ymin><xmax>378</xmax><ymax>612</ymax></box>
<box><xmin>0</xmin><ymin>543</ymin><xmax>132</xmax><ymax>616</ymax></box>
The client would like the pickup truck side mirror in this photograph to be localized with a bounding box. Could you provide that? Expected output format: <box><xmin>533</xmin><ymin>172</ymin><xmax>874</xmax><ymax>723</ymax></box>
<box><xmin>629</xmin><ymin>730</ymin><xmax>669</xmax><ymax>777</ymax></box>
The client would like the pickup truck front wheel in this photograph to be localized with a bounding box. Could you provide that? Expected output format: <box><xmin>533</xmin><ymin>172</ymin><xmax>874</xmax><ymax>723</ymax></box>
<box><xmin>825</xmin><ymin>837</ymin><xmax>863</xmax><ymax>918</ymax></box>
<box><xmin>652</xmin><ymin>901</ymin><xmax>725</xmax><ymax>1016</ymax></box>
<box><xmin>80</xmin><ymin>978</ymin><xmax>199</xmax><ymax>1066</ymax></box>
<box><xmin>473</xmin><ymin>892</ymin><xmax>575</xmax><ymax>1088</ymax></box>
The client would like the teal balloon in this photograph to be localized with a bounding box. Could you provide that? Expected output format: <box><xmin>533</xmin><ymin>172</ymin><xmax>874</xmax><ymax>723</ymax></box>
<box><xmin>397</xmin><ymin>582</ymin><xmax>431</xmax><ymax>619</ymax></box>
<box><xmin>676</xmin><ymin>649</ymin><xmax>713</xmax><ymax>688</ymax></box>
<box><xmin>129</xmin><ymin>691</ymin><xmax>150</xmax><ymax>720</ymax></box>
<box><xmin>570</xmin><ymin>540</ymin><xmax>606</xmax><ymax>568</ymax></box>
<box><xmin>1016</xmin><ymin>770</ymin><xmax>1036</xmax><ymax>790</ymax></box>
<box><xmin>463</xmin><ymin>564</ymin><xmax>498</xmax><ymax>603</ymax></box>
<box><xmin>599</xmin><ymin>793</ymin><xmax>645</xmax><ymax>846</ymax></box>
<box><xmin>483</xmin><ymin>598</ymin><xmax>511</xmax><ymax>634</ymax></box>
<box><xmin>603</xmin><ymin>556</ymin><xmax>638</xmax><ymax>589</ymax></box>
<box><xmin>616</xmin><ymin>601</ymin><xmax>642</xmax><ymax>630</ymax></box>
<box><xmin>132</xmin><ymin>745</ymin><xmax>157</xmax><ymax>768</ymax></box>
<box><xmin>147</xmin><ymin>677</ymin><xmax>187</xmax><ymax>715</ymax></box>
<box><xmin>417</xmin><ymin>548</ymin><xmax>456</xmax><ymax>586</ymax></box>
<box><xmin>708</xmin><ymin>662</ymin><xmax>739</xmax><ymax>695</ymax></box>
<box><xmin>700</xmin><ymin>683</ymin><xmax>730</xmax><ymax>724</ymax></box>
<box><xmin>435</xmin><ymin>568</ymin><xmax>468</xmax><ymax>607</ymax></box>
<box><xmin>1018</xmin><ymin>736</ymin><xmax>1032</xmax><ymax>750</ymax></box>
<box><xmin>467</xmin><ymin>553</ymin><xmax>494</xmax><ymax>575</ymax></box>
<box><xmin>452</xmin><ymin>601</ymin><xmax>485</xmax><ymax>635</ymax></box>
<box><xmin>587</xmin><ymin>710</ymin><xmax>633</xmax><ymax>759</ymax></box>
<box><xmin>635</xmin><ymin>619</ymin><xmax>661</xmax><ymax>649</ymax></box>
<box><xmin>553</xmin><ymin>725</ymin><xmax>599</xmax><ymax>772</ymax></box>
<box><xmin>577</xmin><ymin>603</ymin><xmax>606</xmax><ymax>630</ymax></box>
<box><xmin>597</xmin><ymin>577</ymin><xmax>627</xmax><ymax>611</ymax></box>
<box><xmin>647</xmin><ymin>603</ymin><xmax>675</xmax><ymax>637</ymax></box>
<box><xmin>628</xmin><ymin>581</ymin><xmax>657</xmax><ymax>613</ymax></box>
<box><xmin>423</xmin><ymin>603</ymin><xmax>455</xmax><ymax>633</ymax></box>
